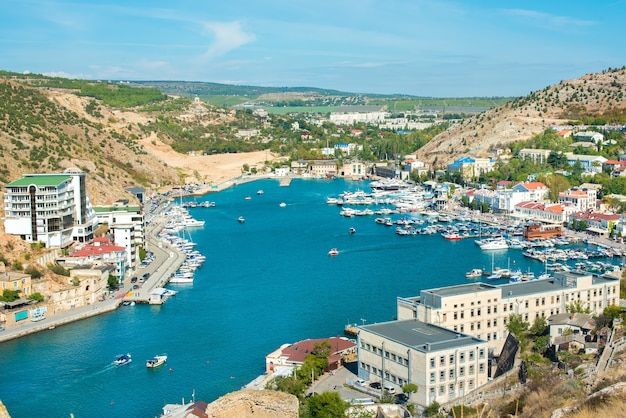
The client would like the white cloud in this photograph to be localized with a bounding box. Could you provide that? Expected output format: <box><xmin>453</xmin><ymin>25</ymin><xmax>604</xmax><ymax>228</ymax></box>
<box><xmin>201</xmin><ymin>21</ymin><xmax>256</xmax><ymax>59</ymax></box>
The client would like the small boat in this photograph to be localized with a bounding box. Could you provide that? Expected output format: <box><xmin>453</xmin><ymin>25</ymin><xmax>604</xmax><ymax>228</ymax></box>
<box><xmin>465</xmin><ymin>268</ymin><xmax>483</xmax><ymax>279</ymax></box>
<box><xmin>444</xmin><ymin>233</ymin><xmax>462</xmax><ymax>241</ymax></box>
<box><xmin>245</xmin><ymin>196</ymin><xmax>252</xmax><ymax>200</ymax></box>
<box><xmin>238</xmin><ymin>216</ymin><xmax>245</xmax><ymax>223</ymax></box>
<box><xmin>113</xmin><ymin>353</ymin><xmax>132</xmax><ymax>366</ymax></box>
<box><xmin>349</xmin><ymin>227</ymin><xmax>356</xmax><ymax>234</ymax></box>
<box><xmin>146</xmin><ymin>355</ymin><xmax>167</xmax><ymax>368</ymax></box>
<box><xmin>328</xmin><ymin>248</ymin><xmax>339</xmax><ymax>256</ymax></box>
<box><xmin>279</xmin><ymin>202</ymin><xmax>286</xmax><ymax>207</ymax></box>
<box><xmin>257</xmin><ymin>190</ymin><xmax>264</xmax><ymax>195</ymax></box>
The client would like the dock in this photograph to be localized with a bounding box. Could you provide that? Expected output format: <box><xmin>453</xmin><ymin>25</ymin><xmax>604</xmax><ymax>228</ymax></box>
<box><xmin>344</xmin><ymin>324</ymin><xmax>358</xmax><ymax>337</ymax></box>
<box><xmin>280</xmin><ymin>177</ymin><xmax>292</xmax><ymax>187</ymax></box>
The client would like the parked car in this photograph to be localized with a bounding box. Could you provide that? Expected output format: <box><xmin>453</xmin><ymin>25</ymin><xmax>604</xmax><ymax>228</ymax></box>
<box><xmin>142</xmin><ymin>273</ymin><xmax>150</xmax><ymax>280</ymax></box>
<box><xmin>395</xmin><ymin>393</ymin><xmax>409</xmax><ymax>404</ymax></box>
<box><xmin>132</xmin><ymin>284</ymin><xmax>139</xmax><ymax>289</ymax></box>
<box><xmin>130</xmin><ymin>277</ymin><xmax>137</xmax><ymax>283</ymax></box>
<box><xmin>369</xmin><ymin>382</ymin><xmax>382</xmax><ymax>389</ymax></box>
<box><xmin>355</xmin><ymin>379</ymin><xmax>366</xmax><ymax>387</ymax></box>
<box><xmin>383</xmin><ymin>385</ymin><xmax>396</xmax><ymax>394</ymax></box>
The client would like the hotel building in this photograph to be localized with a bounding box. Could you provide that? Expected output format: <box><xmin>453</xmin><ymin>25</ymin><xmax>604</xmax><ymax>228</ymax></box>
<box><xmin>3</xmin><ymin>169</ymin><xmax>96</xmax><ymax>248</ymax></box>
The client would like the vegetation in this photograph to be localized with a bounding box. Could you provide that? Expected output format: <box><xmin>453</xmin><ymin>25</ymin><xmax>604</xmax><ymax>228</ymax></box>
<box><xmin>0</xmin><ymin>289</ymin><xmax>20</xmax><ymax>302</ymax></box>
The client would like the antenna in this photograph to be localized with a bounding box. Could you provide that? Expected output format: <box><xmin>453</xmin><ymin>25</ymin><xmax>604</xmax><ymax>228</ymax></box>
<box><xmin>360</xmin><ymin>318</ymin><xmax>366</xmax><ymax>326</ymax></box>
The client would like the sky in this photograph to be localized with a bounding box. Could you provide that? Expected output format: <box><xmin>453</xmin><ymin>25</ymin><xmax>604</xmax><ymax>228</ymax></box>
<box><xmin>1</xmin><ymin>0</ymin><xmax>625</xmax><ymax>97</ymax></box>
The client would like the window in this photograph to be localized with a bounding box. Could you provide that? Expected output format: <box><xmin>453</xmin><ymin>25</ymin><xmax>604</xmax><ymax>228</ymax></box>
<box><xmin>479</xmin><ymin>349</ymin><xmax>485</xmax><ymax>359</ymax></box>
<box><xmin>430</xmin><ymin>372</ymin><xmax>436</xmax><ymax>383</ymax></box>
<box><xmin>479</xmin><ymin>363</ymin><xmax>485</xmax><ymax>374</ymax></box>
<box><xmin>440</xmin><ymin>356</ymin><xmax>445</xmax><ymax>366</ymax></box>
<box><xmin>430</xmin><ymin>358</ymin><xmax>435</xmax><ymax>368</ymax></box>
<box><xmin>449</xmin><ymin>354</ymin><xmax>455</xmax><ymax>363</ymax></box>
<box><xmin>454</xmin><ymin>312</ymin><xmax>458</xmax><ymax>320</ymax></box>
<box><xmin>430</xmin><ymin>387</ymin><xmax>436</xmax><ymax>397</ymax></box>
<box><xmin>449</xmin><ymin>369</ymin><xmax>455</xmax><ymax>379</ymax></box>
<box><xmin>469</xmin><ymin>352</ymin><xmax>475</xmax><ymax>361</ymax></box>
<box><xmin>449</xmin><ymin>383</ymin><xmax>455</xmax><ymax>395</ymax></box>
<box><xmin>459</xmin><ymin>366</ymin><xmax>465</xmax><ymax>377</ymax></box>
<box><xmin>469</xmin><ymin>379</ymin><xmax>475</xmax><ymax>389</ymax></box>
<box><xmin>439</xmin><ymin>385</ymin><xmax>445</xmax><ymax>395</ymax></box>
<box><xmin>440</xmin><ymin>370</ymin><xmax>445</xmax><ymax>381</ymax></box>
<box><xmin>477</xmin><ymin>308</ymin><xmax>481</xmax><ymax>316</ymax></box>
<box><xmin>469</xmin><ymin>365</ymin><xmax>475</xmax><ymax>375</ymax></box>
<box><xmin>460</xmin><ymin>352</ymin><xmax>465</xmax><ymax>362</ymax></box>
<box><xmin>525</xmin><ymin>301</ymin><xmax>529</xmax><ymax>308</ymax></box>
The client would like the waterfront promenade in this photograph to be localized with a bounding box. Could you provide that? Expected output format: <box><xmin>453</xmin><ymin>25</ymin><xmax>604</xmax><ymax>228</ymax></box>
<box><xmin>0</xmin><ymin>202</ymin><xmax>184</xmax><ymax>342</ymax></box>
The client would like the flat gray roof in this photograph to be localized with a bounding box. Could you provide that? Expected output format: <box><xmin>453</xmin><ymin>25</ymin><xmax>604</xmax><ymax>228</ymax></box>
<box><xmin>360</xmin><ymin>319</ymin><xmax>485</xmax><ymax>353</ymax></box>
<box><xmin>424</xmin><ymin>282</ymin><xmax>496</xmax><ymax>297</ymax></box>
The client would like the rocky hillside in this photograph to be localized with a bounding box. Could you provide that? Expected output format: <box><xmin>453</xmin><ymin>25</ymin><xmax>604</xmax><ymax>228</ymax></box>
<box><xmin>416</xmin><ymin>67</ymin><xmax>626</xmax><ymax>168</ymax></box>
<box><xmin>0</xmin><ymin>78</ymin><xmax>235</xmax><ymax>205</ymax></box>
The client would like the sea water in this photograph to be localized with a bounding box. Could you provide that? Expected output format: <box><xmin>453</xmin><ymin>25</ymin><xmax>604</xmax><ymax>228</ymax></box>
<box><xmin>0</xmin><ymin>178</ymin><xmax>578</xmax><ymax>417</ymax></box>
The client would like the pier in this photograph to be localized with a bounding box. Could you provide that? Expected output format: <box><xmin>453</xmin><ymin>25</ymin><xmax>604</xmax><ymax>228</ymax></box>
<box><xmin>280</xmin><ymin>177</ymin><xmax>292</xmax><ymax>187</ymax></box>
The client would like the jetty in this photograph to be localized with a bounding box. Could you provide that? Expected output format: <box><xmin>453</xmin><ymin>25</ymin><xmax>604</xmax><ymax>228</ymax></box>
<box><xmin>280</xmin><ymin>177</ymin><xmax>292</xmax><ymax>187</ymax></box>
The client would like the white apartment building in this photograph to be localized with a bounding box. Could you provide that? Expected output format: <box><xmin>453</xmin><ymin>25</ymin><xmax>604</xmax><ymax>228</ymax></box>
<box><xmin>558</xmin><ymin>187</ymin><xmax>597</xmax><ymax>212</ymax></box>
<box><xmin>358</xmin><ymin>320</ymin><xmax>488</xmax><ymax>407</ymax></box>
<box><xmin>3</xmin><ymin>169</ymin><xmax>96</xmax><ymax>248</ymax></box>
<box><xmin>93</xmin><ymin>204</ymin><xmax>144</xmax><ymax>270</ymax></box>
<box><xmin>518</xmin><ymin>149</ymin><xmax>552</xmax><ymax>165</ymax></box>
<box><xmin>396</xmin><ymin>271</ymin><xmax>620</xmax><ymax>355</ymax></box>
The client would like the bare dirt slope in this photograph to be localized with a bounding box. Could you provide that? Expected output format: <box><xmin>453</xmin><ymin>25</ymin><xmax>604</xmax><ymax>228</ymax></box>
<box><xmin>416</xmin><ymin>67</ymin><xmax>626</xmax><ymax>168</ymax></box>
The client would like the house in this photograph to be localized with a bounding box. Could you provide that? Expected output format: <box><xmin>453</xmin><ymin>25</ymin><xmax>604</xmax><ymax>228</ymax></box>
<box><xmin>513</xmin><ymin>202</ymin><xmax>570</xmax><ymax>224</ymax></box>
<box><xmin>574</xmin><ymin>131</ymin><xmax>604</xmax><ymax>143</ymax></box>
<box><xmin>447</xmin><ymin>157</ymin><xmax>496</xmax><ymax>181</ymax></box>
<box><xmin>265</xmin><ymin>336</ymin><xmax>356</xmax><ymax>373</ymax></box>
<box><xmin>570</xmin><ymin>211</ymin><xmax>621</xmax><ymax>236</ymax></box>
<box><xmin>3</xmin><ymin>169</ymin><xmax>97</xmax><ymax>248</ymax></box>
<box><xmin>564</xmin><ymin>153</ymin><xmax>607</xmax><ymax>174</ymax></box>
<box><xmin>0</xmin><ymin>269</ymin><xmax>32</xmax><ymax>298</ymax></box>
<box><xmin>518</xmin><ymin>149</ymin><xmax>552</xmax><ymax>165</ymax></box>
<box><xmin>357</xmin><ymin>319</ymin><xmax>488</xmax><ymax>407</ymax></box>
<box><xmin>65</xmin><ymin>237</ymin><xmax>128</xmax><ymax>281</ymax></box>
<box><xmin>558</xmin><ymin>187</ymin><xmax>597</xmax><ymax>212</ymax></box>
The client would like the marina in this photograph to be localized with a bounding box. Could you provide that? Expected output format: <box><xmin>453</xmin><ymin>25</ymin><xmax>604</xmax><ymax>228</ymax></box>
<box><xmin>1</xmin><ymin>178</ymin><xmax>624</xmax><ymax>417</ymax></box>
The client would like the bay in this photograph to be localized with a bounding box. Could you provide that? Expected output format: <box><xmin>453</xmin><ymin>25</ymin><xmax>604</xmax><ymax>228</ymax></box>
<box><xmin>0</xmin><ymin>178</ymin><xmax>560</xmax><ymax>417</ymax></box>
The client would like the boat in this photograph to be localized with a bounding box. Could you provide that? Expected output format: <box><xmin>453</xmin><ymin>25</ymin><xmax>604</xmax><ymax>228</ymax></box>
<box><xmin>257</xmin><ymin>190</ymin><xmax>264</xmax><ymax>195</ymax></box>
<box><xmin>349</xmin><ymin>227</ymin><xmax>356</xmax><ymax>234</ymax></box>
<box><xmin>238</xmin><ymin>216</ymin><xmax>245</xmax><ymax>223</ymax></box>
<box><xmin>113</xmin><ymin>353</ymin><xmax>132</xmax><ymax>366</ymax></box>
<box><xmin>279</xmin><ymin>202</ymin><xmax>287</xmax><ymax>207</ymax></box>
<box><xmin>146</xmin><ymin>355</ymin><xmax>167</xmax><ymax>368</ymax></box>
<box><xmin>477</xmin><ymin>238</ymin><xmax>509</xmax><ymax>250</ymax></box>
<box><xmin>328</xmin><ymin>248</ymin><xmax>339</xmax><ymax>256</ymax></box>
<box><xmin>245</xmin><ymin>196</ymin><xmax>252</xmax><ymax>200</ymax></box>
<box><xmin>170</xmin><ymin>275</ymin><xmax>194</xmax><ymax>284</ymax></box>
<box><xmin>465</xmin><ymin>268</ymin><xmax>483</xmax><ymax>278</ymax></box>
<box><xmin>444</xmin><ymin>232</ymin><xmax>462</xmax><ymax>241</ymax></box>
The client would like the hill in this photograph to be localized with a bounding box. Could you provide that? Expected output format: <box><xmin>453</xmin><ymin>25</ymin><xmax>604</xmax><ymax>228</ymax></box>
<box><xmin>0</xmin><ymin>76</ymin><xmax>273</xmax><ymax>205</ymax></box>
<box><xmin>415</xmin><ymin>67</ymin><xmax>626</xmax><ymax>169</ymax></box>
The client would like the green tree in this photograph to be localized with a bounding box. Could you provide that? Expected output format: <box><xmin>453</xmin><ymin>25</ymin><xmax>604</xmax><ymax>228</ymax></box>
<box><xmin>506</xmin><ymin>314</ymin><xmax>530</xmax><ymax>352</ymax></box>
<box><xmin>566</xmin><ymin>300</ymin><xmax>591</xmax><ymax>314</ymax></box>
<box><xmin>529</xmin><ymin>316</ymin><xmax>548</xmax><ymax>336</ymax></box>
<box><xmin>28</xmin><ymin>292</ymin><xmax>44</xmax><ymax>302</ymax></box>
<box><xmin>107</xmin><ymin>275</ymin><xmax>119</xmax><ymax>290</ymax></box>
<box><xmin>424</xmin><ymin>401</ymin><xmax>441</xmax><ymax>417</ymax></box>
<box><xmin>0</xmin><ymin>289</ymin><xmax>20</xmax><ymax>302</ymax></box>
<box><xmin>401</xmin><ymin>382</ymin><xmax>418</xmax><ymax>396</ymax></box>
<box><xmin>302</xmin><ymin>391</ymin><xmax>348</xmax><ymax>418</ymax></box>
<box><xmin>533</xmin><ymin>335</ymin><xmax>551</xmax><ymax>355</ymax></box>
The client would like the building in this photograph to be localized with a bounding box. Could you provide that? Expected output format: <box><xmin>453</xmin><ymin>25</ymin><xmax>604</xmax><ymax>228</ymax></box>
<box><xmin>0</xmin><ymin>269</ymin><xmax>32</xmax><ymax>298</ymax></box>
<box><xmin>93</xmin><ymin>203</ymin><xmax>144</xmax><ymax>270</ymax></box>
<box><xmin>569</xmin><ymin>211</ymin><xmax>621</xmax><ymax>236</ymax></box>
<box><xmin>447</xmin><ymin>157</ymin><xmax>496</xmax><ymax>182</ymax></box>
<box><xmin>3</xmin><ymin>169</ymin><xmax>96</xmax><ymax>248</ymax></box>
<box><xmin>564</xmin><ymin>153</ymin><xmax>607</xmax><ymax>174</ymax></box>
<box><xmin>357</xmin><ymin>320</ymin><xmax>488</xmax><ymax>406</ymax></box>
<box><xmin>513</xmin><ymin>202</ymin><xmax>570</xmax><ymax>224</ymax></box>
<box><xmin>65</xmin><ymin>237</ymin><xmax>128</xmax><ymax>281</ymax></box>
<box><xmin>558</xmin><ymin>187</ymin><xmax>597</xmax><ymax>212</ymax></box>
<box><xmin>518</xmin><ymin>149</ymin><xmax>552</xmax><ymax>165</ymax></box>
<box><xmin>396</xmin><ymin>271</ymin><xmax>620</xmax><ymax>354</ymax></box>
<box><xmin>265</xmin><ymin>336</ymin><xmax>356</xmax><ymax>373</ymax></box>
<box><xmin>339</xmin><ymin>159</ymin><xmax>367</xmax><ymax>178</ymax></box>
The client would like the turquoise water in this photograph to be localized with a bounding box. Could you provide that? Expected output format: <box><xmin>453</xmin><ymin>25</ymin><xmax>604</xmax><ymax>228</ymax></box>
<box><xmin>0</xmin><ymin>179</ymin><xmax>584</xmax><ymax>417</ymax></box>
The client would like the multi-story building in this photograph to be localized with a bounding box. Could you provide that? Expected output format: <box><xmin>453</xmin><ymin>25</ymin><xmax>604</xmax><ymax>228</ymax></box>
<box><xmin>3</xmin><ymin>169</ymin><xmax>96</xmax><ymax>248</ymax></box>
<box><xmin>396</xmin><ymin>271</ymin><xmax>620</xmax><ymax>355</ymax></box>
<box><xmin>358</xmin><ymin>320</ymin><xmax>488</xmax><ymax>406</ymax></box>
<box><xmin>93</xmin><ymin>203</ymin><xmax>144</xmax><ymax>270</ymax></box>
<box><xmin>558</xmin><ymin>187</ymin><xmax>597</xmax><ymax>212</ymax></box>
<box><xmin>518</xmin><ymin>148</ymin><xmax>552</xmax><ymax>165</ymax></box>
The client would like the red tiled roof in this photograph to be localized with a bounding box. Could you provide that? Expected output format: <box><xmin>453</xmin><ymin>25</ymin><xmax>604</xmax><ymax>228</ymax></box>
<box><xmin>521</xmin><ymin>181</ymin><xmax>547</xmax><ymax>190</ymax></box>
<box><xmin>277</xmin><ymin>337</ymin><xmax>356</xmax><ymax>364</ymax></box>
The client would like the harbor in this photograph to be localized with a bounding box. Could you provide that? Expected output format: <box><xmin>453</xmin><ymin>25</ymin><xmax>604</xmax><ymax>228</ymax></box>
<box><xmin>1</xmin><ymin>178</ymin><xmax>625</xmax><ymax>417</ymax></box>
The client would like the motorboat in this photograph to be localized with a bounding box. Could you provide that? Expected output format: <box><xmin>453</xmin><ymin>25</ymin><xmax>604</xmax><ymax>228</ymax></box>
<box><xmin>113</xmin><ymin>353</ymin><xmax>132</xmax><ymax>366</ymax></box>
<box><xmin>245</xmin><ymin>196</ymin><xmax>252</xmax><ymax>200</ymax></box>
<box><xmin>279</xmin><ymin>202</ymin><xmax>287</xmax><ymax>207</ymax></box>
<box><xmin>146</xmin><ymin>355</ymin><xmax>167</xmax><ymax>368</ymax></box>
<box><xmin>465</xmin><ymin>268</ymin><xmax>483</xmax><ymax>279</ymax></box>
<box><xmin>444</xmin><ymin>233</ymin><xmax>462</xmax><ymax>241</ymax></box>
<box><xmin>257</xmin><ymin>190</ymin><xmax>264</xmax><ymax>195</ymax></box>
<box><xmin>238</xmin><ymin>216</ymin><xmax>245</xmax><ymax>223</ymax></box>
<box><xmin>349</xmin><ymin>227</ymin><xmax>356</xmax><ymax>234</ymax></box>
<box><xmin>477</xmin><ymin>238</ymin><xmax>509</xmax><ymax>250</ymax></box>
<box><xmin>328</xmin><ymin>248</ymin><xmax>339</xmax><ymax>256</ymax></box>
